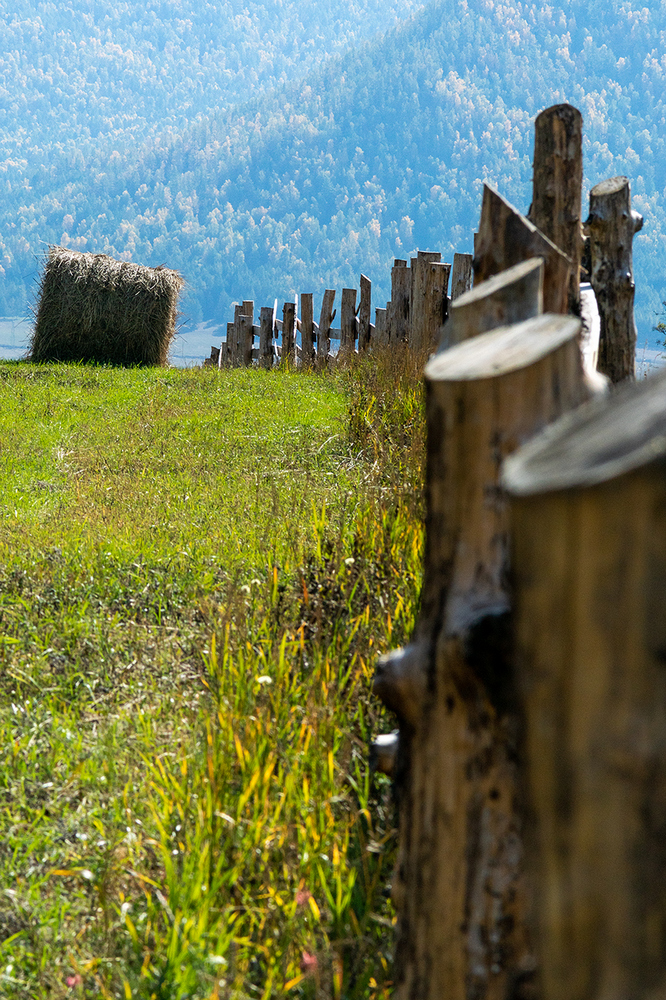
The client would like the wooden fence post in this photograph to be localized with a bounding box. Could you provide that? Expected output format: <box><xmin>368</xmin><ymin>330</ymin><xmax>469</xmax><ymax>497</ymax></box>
<box><xmin>282</xmin><ymin>301</ymin><xmax>295</xmax><ymax>365</ymax></box>
<box><xmin>231</xmin><ymin>304</ymin><xmax>243</xmax><ymax>366</ymax></box>
<box><xmin>222</xmin><ymin>323</ymin><xmax>233</xmax><ymax>367</ymax></box>
<box><xmin>259</xmin><ymin>306</ymin><xmax>274</xmax><ymax>369</ymax></box>
<box><xmin>374</xmin><ymin>308</ymin><xmax>591</xmax><ymax>1000</ymax></box>
<box><xmin>475</xmin><ymin>184</ymin><xmax>573</xmax><ymax>314</ymax></box>
<box><xmin>389</xmin><ymin>259</ymin><xmax>410</xmax><ymax>344</ymax></box>
<box><xmin>301</xmin><ymin>293</ymin><xmax>315</xmax><ymax>366</ymax></box>
<box><xmin>358</xmin><ymin>274</ymin><xmax>372</xmax><ymax>351</ymax></box>
<box><xmin>503</xmin><ymin>368</ymin><xmax>666</xmax><ymax>1000</ymax></box>
<box><xmin>410</xmin><ymin>251</ymin><xmax>450</xmax><ymax>353</ymax></box>
<box><xmin>451</xmin><ymin>252</ymin><xmax>473</xmax><ymax>301</ymax></box>
<box><xmin>585</xmin><ymin>176</ymin><xmax>643</xmax><ymax>383</ymax></box>
<box><xmin>317</xmin><ymin>289</ymin><xmax>336</xmax><ymax>363</ymax></box>
<box><xmin>374</xmin><ymin>307</ymin><xmax>388</xmax><ymax>347</ymax></box>
<box><xmin>240</xmin><ymin>300</ymin><xmax>254</xmax><ymax>366</ymax></box>
<box><xmin>443</xmin><ymin>257</ymin><xmax>543</xmax><ymax>349</ymax></box>
<box><xmin>340</xmin><ymin>287</ymin><xmax>357</xmax><ymax>357</ymax></box>
<box><xmin>529</xmin><ymin>103</ymin><xmax>583</xmax><ymax>314</ymax></box>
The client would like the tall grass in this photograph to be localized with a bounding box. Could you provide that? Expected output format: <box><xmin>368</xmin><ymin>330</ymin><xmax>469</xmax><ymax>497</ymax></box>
<box><xmin>0</xmin><ymin>352</ymin><xmax>425</xmax><ymax>999</ymax></box>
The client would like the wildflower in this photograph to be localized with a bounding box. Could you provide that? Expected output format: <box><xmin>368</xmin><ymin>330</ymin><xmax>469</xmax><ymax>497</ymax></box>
<box><xmin>300</xmin><ymin>951</ymin><xmax>318</xmax><ymax>976</ymax></box>
<box><xmin>66</xmin><ymin>974</ymin><xmax>83</xmax><ymax>988</ymax></box>
<box><xmin>295</xmin><ymin>886</ymin><xmax>312</xmax><ymax>907</ymax></box>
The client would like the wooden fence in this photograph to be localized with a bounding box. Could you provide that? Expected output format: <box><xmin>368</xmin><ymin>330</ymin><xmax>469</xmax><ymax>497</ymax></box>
<box><xmin>205</xmin><ymin>250</ymin><xmax>475</xmax><ymax>368</ymax></box>
<box><xmin>369</xmin><ymin>102</ymin><xmax>655</xmax><ymax>1000</ymax></box>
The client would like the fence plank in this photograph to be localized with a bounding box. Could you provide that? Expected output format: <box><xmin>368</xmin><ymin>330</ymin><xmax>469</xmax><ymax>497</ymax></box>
<box><xmin>475</xmin><ymin>184</ymin><xmax>573</xmax><ymax>314</ymax></box>
<box><xmin>410</xmin><ymin>251</ymin><xmax>450</xmax><ymax>352</ymax></box>
<box><xmin>451</xmin><ymin>252</ymin><xmax>473</xmax><ymax>300</ymax></box>
<box><xmin>340</xmin><ymin>287</ymin><xmax>358</xmax><ymax>358</ymax></box>
<box><xmin>318</xmin><ymin>290</ymin><xmax>336</xmax><ymax>363</ymax></box>
<box><xmin>221</xmin><ymin>325</ymin><xmax>233</xmax><ymax>368</ymax></box>
<box><xmin>231</xmin><ymin>304</ymin><xmax>244</xmax><ymax>366</ymax></box>
<box><xmin>282</xmin><ymin>301</ymin><xmax>296</xmax><ymax>364</ymax></box>
<box><xmin>300</xmin><ymin>293</ymin><xmax>315</xmax><ymax>366</ymax></box>
<box><xmin>585</xmin><ymin>176</ymin><xmax>643</xmax><ymax>383</ymax></box>
<box><xmin>259</xmin><ymin>306</ymin><xmax>274</xmax><ymax>369</ymax></box>
<box><xmin>374</xmin><ymin>307</ymin><xmax>388</xmax><ymax>347</ymax></box>
<box><xmin>389</xmin><ymin>259</ymin><xmax>410</xmax><ymax>344</ymax></box>
<box><xmin>358</xmin><ymin>274</ymin><xmax>372</xmax><ymax>351</ymax></box>
<box><xmin>530</xmin><ymin>103</ymin><xmax>583</xmax><ymax>315</ymax></box>
<box><xmin>240</xmin><ymin>305</ymin><xmax>254</xmax><ymax>366</ymax></box>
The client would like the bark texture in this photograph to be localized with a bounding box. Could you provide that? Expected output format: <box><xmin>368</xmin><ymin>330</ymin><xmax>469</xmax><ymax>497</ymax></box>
<box><xmin>474</xmin><ymin>185</ymin><xmax>573</xmax><ymax>315</ymax></box>
<box><xmin>503</xmin><ymin>368</ymin><xmax>666</xmax><ymax>1000</ymax></box>
<box><xmin>585</xmin><ymin>176</ymin><xmax>643</xmax><ymax>383</ymax></box>
<box><xmin>377</xmin><ymin>310</ymin><xmax>591</xmax><ymax>1000</ymax></box>
<box><xmin>529</xmin><ymin>104</ymin><xmax>583</xmax><ymax>314</ymax></box>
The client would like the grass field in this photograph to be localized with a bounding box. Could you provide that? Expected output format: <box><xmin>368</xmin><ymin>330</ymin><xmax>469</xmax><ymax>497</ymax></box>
<box><xmin>0</xmin><ymin>355</ymin><xmax>425</xmax><ymax>1000</ymax></box>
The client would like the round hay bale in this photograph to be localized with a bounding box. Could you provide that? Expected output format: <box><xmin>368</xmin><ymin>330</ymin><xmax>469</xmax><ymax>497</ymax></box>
<box><xmin>30</xmin><ymin>247</ymin><xmax>184</xmax><ymax>366</ymax></box>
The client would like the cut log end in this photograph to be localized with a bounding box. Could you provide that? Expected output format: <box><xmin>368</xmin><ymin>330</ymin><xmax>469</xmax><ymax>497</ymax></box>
<box><xmin>428</xmin><ymin>313</ymin><xmax>581</xmax><ymax>383</ymax></box>
<box><xmin>502</xmin><ymin>366</ymin><xmax>666</xmax><ymax>496</ymax></box>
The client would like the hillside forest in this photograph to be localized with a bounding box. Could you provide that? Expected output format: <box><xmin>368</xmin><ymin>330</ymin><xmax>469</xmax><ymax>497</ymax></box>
<box><xmin>0</xmin><ymin>0</ymin><xmax>664</xmax><ymax>348</ymax></box>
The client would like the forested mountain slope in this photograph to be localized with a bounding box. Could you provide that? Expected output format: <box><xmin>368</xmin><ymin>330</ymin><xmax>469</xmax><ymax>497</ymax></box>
<box><xmin>1</xmin><ymin>0</ymin><xmax>664</xmax><ymax>346</ymax></box>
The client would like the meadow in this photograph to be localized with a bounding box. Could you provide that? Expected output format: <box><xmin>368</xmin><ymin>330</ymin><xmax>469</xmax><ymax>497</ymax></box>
<box><xmin>0</xmin><ymin>353</ymin><xmax>425</xmax><ymax>1000</ymax></box>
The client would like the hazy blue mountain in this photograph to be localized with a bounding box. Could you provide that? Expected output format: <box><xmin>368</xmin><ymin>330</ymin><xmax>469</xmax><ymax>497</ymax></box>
<box><xmin>0</xmin><ymin>0</ymin><xmax>664</xmax><ymax>349</ymax></box>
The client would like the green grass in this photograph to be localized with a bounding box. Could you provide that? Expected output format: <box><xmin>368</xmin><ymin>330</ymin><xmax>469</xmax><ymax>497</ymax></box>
<box><xmin>0</xmin><ymin>356</ymin><xmax>425</xmax><ymax>1000</ymax></box>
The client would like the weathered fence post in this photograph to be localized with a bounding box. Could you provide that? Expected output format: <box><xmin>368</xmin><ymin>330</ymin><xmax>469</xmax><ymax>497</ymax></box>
<box><xmin>259</xmin><ymin>306</ymin><xmax>274</xmax><ymax>369</ymax></box>
<box><xmin>374</xmin><ymin>306</ymin><xmax>592</xmax><ymax>1000</ymax></box>
<box><xmin>222</xmin><ymin>323</ymin><xmax>233</xmax><ymax>367</ymax></box>
<box><xmin>451</xmin><ymin>252</ymin><xmax>473</xmax><ymax>301</ymax></box>
<box><xmin>443</xmin><ymin>257</ymin><xmax>543</xmax><ymax>349</ymax></box>
<box><xmin>503</xmin><ymin>367</ymin><xmax>666</xmax><ymax>1000</ymax></box>
<box><xmin>231</xmin><ymin>303</ymin><xmax>244</xmax><ymax>366</ymax></box>
<box><xmin>358</xmin><ymin>274</ymin><xmax>372</xmax><ymax>351</ymax></box>
<box><xmin>374</xmin><ymin>307</ymin><xmax>388</xmax><ymax>347</ymax></box>
<box><xmin>529</xmin><ymin>103</ymin><xmax>583</xmax><ymax>315</ymax></box>
<box><xmin>282</xmin><ymin>301</ymin><xmax>295</xmax><ymax>365</ymax></box>
<box><xmin>240</xmin><ymin>300</ymin><xmax>254</xmax><ymax>366</ymax></box>
<box><xmin>475</xmin><ymin>184</ymin><xmax>573</xmax><ymax>314</ymax></box>
<box><xmin>389</xmin><ymin>259</ymin><xmax>411</xmax><ymax>344</ymax></box>
<box><xmin>410</xmin><ymin>251</ymin><xmax>450</xmax><ymax>353</ymax></box>
<box><xmin>317</xmin><ymin>289</ymin><xmax>336</xmax><ymax>363</ymax></box>
<box><xmin>585</xmin><ymin>176</ymin><xmax>643</xmax><ymax>383</ymax></box>
<box><xmin>300</xmin><ymin>293</ymin><xmax>315</xmax><ymax>366</ymax></box>
<box><xmin>340</xmin><ymin>287</ymin><xmax>358</xmax><ymax>357</ymax></box>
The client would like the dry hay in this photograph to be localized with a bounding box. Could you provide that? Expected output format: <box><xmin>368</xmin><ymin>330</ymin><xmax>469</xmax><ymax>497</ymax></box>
<box><xmin>30</xmin><ymin>247</ymin><xmax>184</xmax><ymax>366</ymax></box>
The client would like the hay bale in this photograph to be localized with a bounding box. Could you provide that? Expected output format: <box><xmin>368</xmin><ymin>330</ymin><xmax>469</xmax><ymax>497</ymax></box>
<box><xmin>30</xmin><ymin>247</ymin><xmax>184</xmax><ymax>366</ymax></box>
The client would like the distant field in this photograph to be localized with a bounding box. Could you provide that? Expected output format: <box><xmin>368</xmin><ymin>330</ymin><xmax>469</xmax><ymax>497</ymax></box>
<box><xmin>0</xmin><ymin>358</ymin><xmax>424</xmax><ymax>999</ymax></box>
